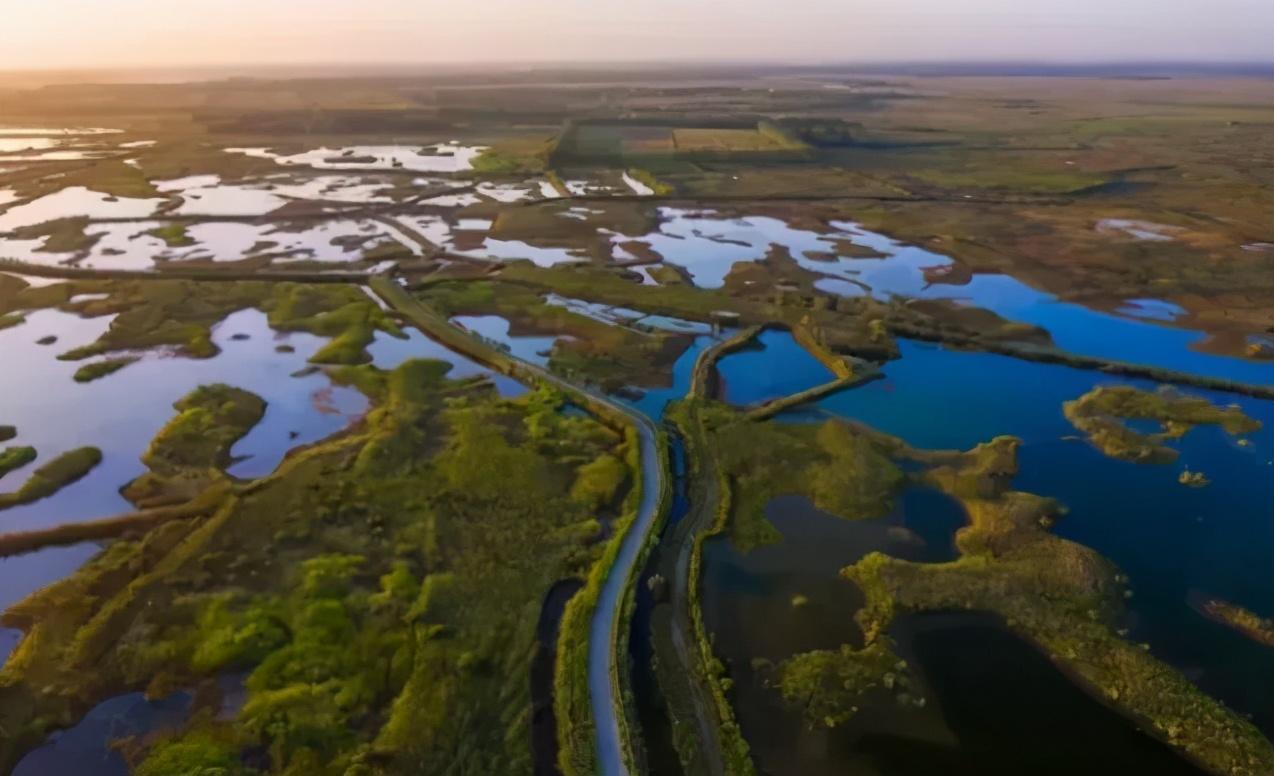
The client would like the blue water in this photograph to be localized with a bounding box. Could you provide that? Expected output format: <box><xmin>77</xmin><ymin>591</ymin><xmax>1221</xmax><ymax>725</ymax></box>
<box><xmin>619</xmin><ymin>211</ymin><xmax>1274</xmax><ymax>386</ymax></box>
<box><xmin>785</xmin><ymin>338</ymin><xmax>1274</xmax><ymax>732</ymax></box>
<box><xmin>715</xmin><ymin>329</ymin><xmax>834</xmax><ymax>406</ymax></box>
<box><xmin>918</xmin><ymin>275</ymin><xmax>1274</xmax><ymax>385</ymax></box>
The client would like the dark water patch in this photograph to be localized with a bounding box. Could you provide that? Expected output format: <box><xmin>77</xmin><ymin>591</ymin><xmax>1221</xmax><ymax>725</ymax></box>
<box><xmin>838</xmin><ymin>612</ymin><xmax>1209</xmax><ymax>776</ymax></box>
<box><xmin>12</xmin><ymin>691</ymin><xmax>193</xmax><ymax>776</ymax></box>
<box><xmin>724</xmin><ymin>611</ymin><xmax>1210</xmax><ymax>776</ymax></box>
<box><xmin>1074</xmin><ymin>179</ymin><xmax>1156</xmax><ymax>198</ymax></box>
<box><xmin>628</xmin><ymin>432</ymin><xmax>689</xmax><ymax>776</ymax></box>
<box><xmin>715</xmin><ymin>329</ymin><xmax>835</xmax><ymax>407</ymax></box>
<box><xmin>704</xmin><ymin>490</ymin><xmax>964</xmax><ymax>662</ymax></box>
<box><xmin>531</xmin><ymin>579</ymin><xmax>585</xmax><ymax>776</ymax></box>
<box><xmin>700</xmin><ymin>489</ymin><xmax>966</xmax><ymax>775</ymax></box>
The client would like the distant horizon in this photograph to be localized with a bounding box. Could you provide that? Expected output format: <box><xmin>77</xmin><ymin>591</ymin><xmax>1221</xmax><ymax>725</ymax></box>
<box><xmin>5</xmin><ymin>58</ymin><xmax>1274</xmax><ymax>85</ymax></box>
<box><xmin>6</xmin><ymin>1</ymin><xmax>1272</xmax><ymax>73</ymax></box>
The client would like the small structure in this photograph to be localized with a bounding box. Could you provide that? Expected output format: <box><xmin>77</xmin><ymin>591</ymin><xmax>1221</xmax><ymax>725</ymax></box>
<box><xmin>710</xmin><ymin>309</ymin><xmax>741</xmax><ymax>335</ymax></box>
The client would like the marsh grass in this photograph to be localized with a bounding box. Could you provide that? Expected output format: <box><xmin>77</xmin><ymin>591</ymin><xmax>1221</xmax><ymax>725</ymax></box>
<box><xmin>1064</xmin><ymin>385</ymin><xmax>1262</xmax><ymax>463</ymax></box>
<box><xmin>72</xmin><ymin>355</ymin><xmax>140</xmax><ymax>383</ymax></box>
<box><xmin>0</xmin><ymin>446</ymin><xmax>36</xmax><ymax>480</ymax></box>
<box><xmin>0</xmin><ymin>361</ymin><xmax>633</xmax><ymax>775</ymax></box>
<box><xmin>0</xmin><ymin>446</ymin><xmax>102</xmax><ymax>510</ymax></box>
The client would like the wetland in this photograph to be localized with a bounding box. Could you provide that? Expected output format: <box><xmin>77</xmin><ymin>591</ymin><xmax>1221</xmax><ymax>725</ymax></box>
<box><xmin>2</xmin><ymin>64</ymin><xmax>1274</xmax><ymax>776</ymax></box>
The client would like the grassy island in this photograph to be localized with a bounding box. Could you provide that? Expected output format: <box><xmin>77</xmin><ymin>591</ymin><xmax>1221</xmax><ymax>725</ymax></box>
<box><xmin>1198</xmin><ymin>600</ymin><xmax>1274</xmax><ymax>648</ymax></box>
<box><xmin>0</xmin><ymin>447</ymin><xmax>103</xmax><ymax>510</ymax></box>
<box><xmin>1064</xmin><ymin>385</ymin><xmax>1262</xmax><ymax>463</ymax></box>
<box><xmin>123</xmin><ymin>384</ymin><xmax>267</xmax><ymax>507</ymax></box>
<box><xmin>72</xmin><ymin>355</ymin><xmax>141</xmax><ymax>383</ymax></box>
<box><xmin>0</xmin><ymin>446</ymin><xmax>37</xmax><ymax>480</ymax></box>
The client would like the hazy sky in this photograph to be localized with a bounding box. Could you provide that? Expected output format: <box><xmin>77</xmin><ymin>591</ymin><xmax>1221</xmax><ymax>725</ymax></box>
<box><xmin>4</xmin><ymin>0</ymin><xmax>1272</xmax><ymax>70</ymax></box>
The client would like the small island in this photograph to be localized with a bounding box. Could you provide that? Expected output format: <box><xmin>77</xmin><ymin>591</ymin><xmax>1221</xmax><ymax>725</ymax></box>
<box><xmin>1063</xmin><ymin>385</ymin><xmax>1261</xmax><ymax>464</ymax></box>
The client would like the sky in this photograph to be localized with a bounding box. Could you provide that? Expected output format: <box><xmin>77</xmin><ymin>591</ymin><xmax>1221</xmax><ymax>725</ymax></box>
<box><xmin>3</xmin><ymin>0</ymin><xmax>1272</xmax><ymax>70</ymax></box>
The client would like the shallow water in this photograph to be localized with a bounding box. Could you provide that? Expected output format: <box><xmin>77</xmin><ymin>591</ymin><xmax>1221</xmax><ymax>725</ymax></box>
<box><xmin>450</xmin><ymin>314</ymin><xmax>558</xmax><ymax>366</ymax></box>
<box><xmin>1117</xmin><ymin>297</ymin><xmax>1187</xmax><ymax>322</ymax></box>
<box><xmin>226</xmin><ymin>142</ymin><xmax>483</xmax><ymax>173</ymax></box>
<box><xmin>366</xmin><ymin>326</ymin><xmax>526</xmax><ymax>397</ymax></box>
<box><xmin>622</xmin><ymin>172</ymin><xmax>655</xmax><ymax>196</ymax></box>
<box><xmin>0</xmin><ymin>187</ymin><xmax>164</xmax><ymax>231</ymax></box>
<box><xmin>0</xmin><ymin>138</ymin><xmax>59</xmax><ymax>153</ymax></box>
<box><xmin>0</xmin><ymin>217</ymin><xmax>416</xmax><ymax>269</ymax></box>
<box><xmin>0</xmin><ymin>308</ymin><xmax>367</xmax><ymax>533</ymax></box>
<box><xmin>155</xmin><ymin>174</ymin><xmax>399</xmax><ymax>216</ymax></box>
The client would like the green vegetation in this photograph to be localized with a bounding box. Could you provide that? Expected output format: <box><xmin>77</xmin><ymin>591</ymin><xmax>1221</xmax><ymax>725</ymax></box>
<box><xmin>148</xmin><ymin>224</ymin><xmax>195</xmax><ymax>248</ymax></box>
<box><xmin>1064</xmin><ymin>385</ymin><xmax>1262</xmax><ymax>463</ymax></box>
<box><xmin>554</xmin><ymin>120</ymin><xmax>808</xmax><ymax>163</ymax></box>
<box><xmin>136</xmin><ymin>729</ymin><xmax>248</xmax><ymax>776</ymax></box>
<box><xmin>774</xmin><ymin>638</ymin><xmax>912</xmax><ymax>728</ymax></box>
<box><xmin>0</xmin><ymin>313</ymin><xmax>24</xmax><ymax>331</ymax></box>
<box><xmin>709</xmin><ymin>416</ymin><xmax>903</xmax><ymax>551</ymax></box>
<box><xmin>0</xmin><ymin>447</ymin><xmax>37</xmax><ymax>480</ymax></box>
<box><xmin>36</xmin><ymin>159</ymin><xmax>160</xmax><ymax>199</ymax></box>
<box><xmin>123</xmin><ymin>384</ymin><xmax>267</xmax><ymax>507</ymax></box>
<box><xmin>569</xmin><ymin>453</ymin><xmax>629</xmax><ymax>512</ymax></box>
<box><xmin>0</xmin><ymin>447</ymin><xmax>102</xmax><ymax>510</ymax></box>
<box><xmin>29</xmin><ymin>280</ymin><xmax>404</xmax><ymax>364</ymax></box>
<box><xmin>1199</xmin><ymin>600</ymin><xmax>1274</xmax><ymax>648</ymax></box>
<box><xmin>672</xmin><ymin>127</ymin><xmax>800</xmax><ymax>153</ymax></box>
<box><xmin>906</xmin><ymin>167</ymin><xmax>1108</xmax><ymax>194</ymax></box>
<box><xmin>471</xmin><ymin>135</ymin><xmax>553</xmax><ymax>175</ymax></box>
<box><xmin>72</xmin><ymin>356</ymin><xmax>140</xmax><ymax>383</ymax></box>
<box><xmin>0</xmin><ymin>361</ymin><xmax>633</xmax><ymax>775</ymax></box>
<box><xmin>9</xmin><ymin>217</ymin><xmax>99</xmax><ymax>254</ymax></box>
<box><xmin>419</xmin><ymin>279</ymin><xmax>692</xmax><ymax>391</ymax></box>
<box><xmin>0</xmin><ymin>426</ymin><xmax>15</xmax><ymax>443</ymax></box>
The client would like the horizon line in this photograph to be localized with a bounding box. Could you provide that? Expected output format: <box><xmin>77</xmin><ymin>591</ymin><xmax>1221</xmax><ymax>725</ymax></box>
<box><xmin>5</xmin><ymin>58</ymin><xmax>1274</xmax><ymax>78</ymax></box>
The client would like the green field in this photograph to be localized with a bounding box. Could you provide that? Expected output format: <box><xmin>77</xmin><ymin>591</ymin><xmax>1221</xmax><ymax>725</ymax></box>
<box><xmin>556</xmin><ymin>121</ymin><xmax>807</xmax><ymax>162</ymax></box>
